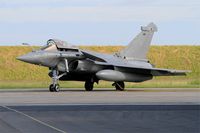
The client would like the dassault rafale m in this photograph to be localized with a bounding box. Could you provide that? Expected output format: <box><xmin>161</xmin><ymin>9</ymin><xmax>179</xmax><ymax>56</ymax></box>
<box><xmin>17</xmin><ymin>23</ymin><xmax>189</xmax><ymax>92</ymax></box>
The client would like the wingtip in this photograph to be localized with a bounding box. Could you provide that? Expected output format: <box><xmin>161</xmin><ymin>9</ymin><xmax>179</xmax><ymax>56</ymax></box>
<box><xmin>171</xmin><ymin>70</ymin><xmax>192</xmax><ymax>76</ymax></box>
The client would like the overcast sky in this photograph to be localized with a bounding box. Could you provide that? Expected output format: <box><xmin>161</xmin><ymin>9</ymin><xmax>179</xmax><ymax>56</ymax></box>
<box><xmin>0</xmin><ymin>0</ymin><xmax>199</xmax><ymax>45</ymax></box>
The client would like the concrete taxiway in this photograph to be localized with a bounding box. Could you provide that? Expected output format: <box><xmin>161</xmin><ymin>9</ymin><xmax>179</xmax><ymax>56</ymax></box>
<box><xmin>0</xmin><ymin>88</ymin><xmax>199</xmax><ymax>133</ymax></box>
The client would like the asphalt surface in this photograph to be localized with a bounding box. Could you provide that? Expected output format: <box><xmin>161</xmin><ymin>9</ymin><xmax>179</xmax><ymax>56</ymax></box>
<box><xmin>0</xmin><ymin>88</ymin><xmax>199</xmax><ymax>105</ymax></box>
<box><xmin>0</xmin><ymin>88</ymin><xmax>199</xmax><ymax>133</ymax></box>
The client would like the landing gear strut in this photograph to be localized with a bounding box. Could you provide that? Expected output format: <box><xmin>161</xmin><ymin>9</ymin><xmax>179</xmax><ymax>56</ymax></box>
<box><xmin>49</xmin><ymin>69</ymin><xmax>66</xmax><ymax>92</ymax></box>
<box><xmin>85</xmin><ymin>80</ymin><xmax>94</xmax><ymax>91</ymax></box>
<box><xmin>113</xmin><ymin>81</ymin><xmax>125</xmax><ymax>91</ymax></box>
<box><xmin>49</xmin><ymin>70</ymin><xmax>59</xmax><ymax>92</ymax></box>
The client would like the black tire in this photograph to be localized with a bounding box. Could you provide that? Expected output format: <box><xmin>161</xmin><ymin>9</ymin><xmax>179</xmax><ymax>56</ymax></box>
<box><xmin>85</xmin><ymin>81</ymin><xmax>94</xmax><ymax>91</ymax></box>
<box><xmin>49</xmin><ymin>84</ymin><xmax>60</xmax><ymax>92</ymax></box>
<box><xmin>115</xmin><ymin>82</ymin><xmax>125</xmax><ymax>91</ymax></box>
<box><xmin>49</xmin><ymin>84</ymin><xmax>54</xmax><ymax>92</ymax></box>
<box><xmin>53</xmin><ymin>84</ymin><xmax>60</xmax><ymax>92</ymax></box>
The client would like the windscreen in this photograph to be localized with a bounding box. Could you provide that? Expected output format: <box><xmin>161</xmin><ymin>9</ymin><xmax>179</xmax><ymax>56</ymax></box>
<box><xmin>41</xmin><ymin>40</ymin><xmax>57</xmax><ymax>51</ymax></box>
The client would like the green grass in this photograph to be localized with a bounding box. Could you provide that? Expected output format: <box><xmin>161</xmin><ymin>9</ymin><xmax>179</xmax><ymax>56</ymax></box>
<box><xmin>0</xmin><ymin>46</ymin><xmax>199</xmax><ymax>89</ymax></box>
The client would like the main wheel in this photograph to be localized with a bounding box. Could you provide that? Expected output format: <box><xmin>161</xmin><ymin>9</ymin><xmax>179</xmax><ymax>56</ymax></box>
<box><xmin>49</xmin><ymin>84</ymin><xmax>60</xmax><ymax>92</ymax></box>
<box><xmin>85</xmin><ymin>81</ymin><xmax>94</xmax><ymax>91</ymax></box>
<box><xmin>115</xmin><ymin>81</ymin><xmax>125</xmax><ymax>91</ymax></box>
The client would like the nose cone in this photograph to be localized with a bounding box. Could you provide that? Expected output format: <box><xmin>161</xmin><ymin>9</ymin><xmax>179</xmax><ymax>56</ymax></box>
<box><xmin>17</xmin><ymin>54</ymin><xmax>34</xmax><ymax>64</ymax></box>
<box><xmin>17</xmin><ymin>52</ymin><xmax>40</xmax><ymax>64</ymax></box>
<box><xmin>17</xmin><ymin>55</ymin><xmax>29</xmax><ymax>62</ymax></box>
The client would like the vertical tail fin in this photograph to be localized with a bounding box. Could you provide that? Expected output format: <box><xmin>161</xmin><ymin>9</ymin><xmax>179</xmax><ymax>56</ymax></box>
<box><xmin>119</xmin><ymin>23</ymin><xmax>157</xmax><ymax>60</ymax></box>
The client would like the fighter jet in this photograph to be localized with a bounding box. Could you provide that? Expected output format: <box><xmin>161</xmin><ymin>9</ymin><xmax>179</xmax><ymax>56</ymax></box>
<box><xmin>17</xmin><ymin>23</ymin><xmax>189</xmax><ymax>92</ymax></box>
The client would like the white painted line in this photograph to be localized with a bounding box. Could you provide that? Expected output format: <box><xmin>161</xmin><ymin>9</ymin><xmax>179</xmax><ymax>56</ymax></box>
<box><xmin>2</xmin><ymin>106</ymin><xmax>67</xmax><ymax>133</ymax></box>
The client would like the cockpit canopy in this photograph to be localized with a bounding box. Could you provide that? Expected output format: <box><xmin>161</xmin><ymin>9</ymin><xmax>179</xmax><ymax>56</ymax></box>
<box><xmin>47</xmin><ymin>39</ymin><xmax>68</xmax><ymax>47</ymax></box>
<box><xmin>41</xmin><ymin>39</ymin><xmax>79</xmax><ymax>52</ymax></box>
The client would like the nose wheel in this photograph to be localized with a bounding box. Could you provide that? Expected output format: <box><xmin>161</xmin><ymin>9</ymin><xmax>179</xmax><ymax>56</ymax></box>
<box><xmin>49</xmin><ymin>84</ymin><xmax>60</xmax><ymax>92</ymax></box>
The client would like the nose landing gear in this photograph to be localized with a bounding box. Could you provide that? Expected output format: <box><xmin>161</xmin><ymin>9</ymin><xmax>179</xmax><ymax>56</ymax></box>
<box><xmin>49</xmin><ymin>69</ymin><xmax>66</xmax><ymax>92</ymax></box>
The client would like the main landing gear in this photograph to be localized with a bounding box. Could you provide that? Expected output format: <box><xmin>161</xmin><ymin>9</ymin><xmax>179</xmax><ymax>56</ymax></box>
<box><xmin>113</xmin><ymin>81</ymin><xmax>125</xmax><ymax>91</ymax></box>
<box><xmin>84</xmin><ymin>80</ymin><xmax>125</xmax><ymax>91</ymax></box>
<box><xmin>49</xmin><ymin>69</ymin><xmax>66</xmax><ymax>92</ymax></box>
<box><xmin>84</xmin><ymin>80</ymin><xmax>94</xmax><ymax>91</ymax></box>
